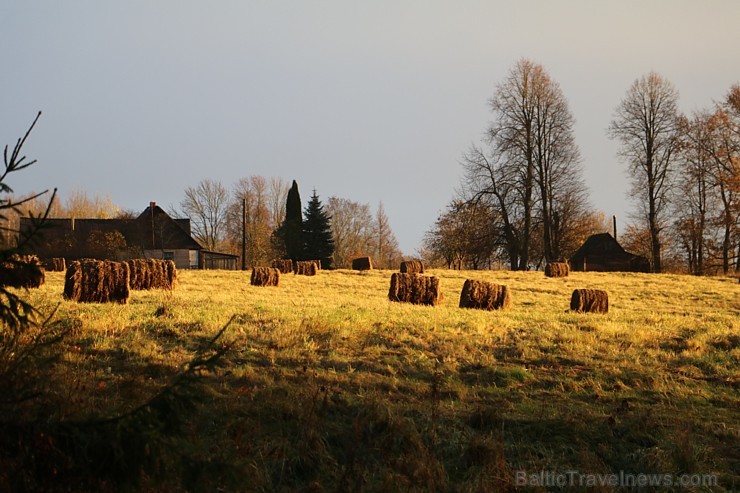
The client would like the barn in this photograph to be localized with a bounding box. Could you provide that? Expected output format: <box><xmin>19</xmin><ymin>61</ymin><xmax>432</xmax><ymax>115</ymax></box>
<box><xmin>19</xmin><ymin>202</ymin><xmax>237</xmax><ymax>270</ymax></box>
<box><xmin>569</xmin><ymin>233</ymin><xmax>651</xmax><ymax>273</ymax></box>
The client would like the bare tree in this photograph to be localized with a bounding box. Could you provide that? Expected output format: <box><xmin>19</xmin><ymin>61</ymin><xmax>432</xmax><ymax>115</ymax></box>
<box><xmin>423</xmin><ymin>200</ymin><xmax>498</xmax><ymax>270</ymax></box>
<box><xmin>226</xmin><ymin>176</ymin><xmax>272</xmax><ymax>266</ymax></box>
<box><xmin>461</xmin><ymin>144</ymin><xmax>523</xmax><ymax>269</ymax></box>
<box><xmin>462</xmin><ymin>59</ymin><xmax>589</xmax><ymax>269</ymax></box>
<box><xmin>268</xmin><ymin>177</ymin><xmax>289</xmax><ymax>234</ymax></box>
<box><xmin>325</xmin><ymin>197</ymin><xmax>374</xmax><ymax>269</ymax></box>
<box><xmin>178</xmin><ymin>179</ymin><xmax>229</xmax><ymax>250</ymax></box>
<box><xmin>64</xmin><ymin>189</ymin><xmax>118</xmax><ymax>218</ymax></box>
<box><xmin>674</xmin><ymin>112</ymin><xmax>715</xmax><ymax>274</ymax></box>
<box><xmin>609</xmin><ymin>72</ymin><xmax>681</xmax><ymax>273</ymax></box>
<box><xmin>372</xmin><ymin>202</ymin><xmax>402</xmax><ymax>269</ymax></box>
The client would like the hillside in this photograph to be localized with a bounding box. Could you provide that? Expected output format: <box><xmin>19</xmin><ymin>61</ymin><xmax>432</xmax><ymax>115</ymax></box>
<box><xmin>11</xmin><ymin>268</ymin><xmax>740</xmax><ymax>492</ymax></box>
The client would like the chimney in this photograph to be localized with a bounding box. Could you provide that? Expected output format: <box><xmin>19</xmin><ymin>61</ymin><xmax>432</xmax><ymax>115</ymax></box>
<box><xmin>613</xmin><ymin>215</ymin><xmax>617</xmax><ymax>241</ymax></box>
<box><xmin>150</xmin><ymin>201</ymin><xmax>156</xmax><ymax>208</ymax></box>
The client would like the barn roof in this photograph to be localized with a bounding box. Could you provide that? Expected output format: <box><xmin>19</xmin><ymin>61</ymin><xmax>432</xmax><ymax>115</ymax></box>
<box><xmin>569</xmin><ymin>233</ymin><xmax>629</xmax><ymax>264</ymax></box>
<box><xmin>136</xmin><ymin>204</ymin><xmax>202</xmax><ymax>250</ymax></box>
<box><xmin>568</xmin><ymin>232</ymin><xmax>650</xmax><ymax>272</ymax></box>
<box><xmin>20</xmin><ymin>204</ymin><xmax>203</xmax><ymax>252</ymax></box>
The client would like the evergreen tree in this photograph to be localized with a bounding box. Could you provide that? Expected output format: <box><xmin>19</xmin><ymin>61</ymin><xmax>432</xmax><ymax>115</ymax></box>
<box><xmin>280</xmin><ymin>180</ymin><xmax>303</xmax><ymax>260</ymax></box>
<box><xmin>302</xmin><ymin>190</ymin><xmax>334</xmax><ymax>268</ymax></box>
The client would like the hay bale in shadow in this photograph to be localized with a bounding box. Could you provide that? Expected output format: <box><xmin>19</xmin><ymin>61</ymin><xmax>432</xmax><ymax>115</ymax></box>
<box><xmin>459</xmin><ymin>279</ymin><xmax>511</xmax><ymax>310</ymax></box>
<box><xmin>271</xmin><ymin>259</ymin><xmax>294</xmax><ymax>274</ymax></box>
<box><xmin>351</xmin><ymin>256</ymin><xmax>373</xmax><ymax>271</ymax></box>
<box><xmin>0</xmin><ymin>254</ymin><xmax>45</xmax><ymax>288</ymax></box>
<box><xmin>63</xmin><ymin>259</ymin><xmax>130</xmax><ymax>304</ymax></box>
<box><xmin>41</xmin><ymin>257</ymin><xmax>66</xmax><ymax>272</ymax></box>
<box><xmin>545</xmin><ymin>262</ymin><xmax>569</xmax><ymax>278</ymax></box>
<box><xmin>400</xmin><ymin>260</ymin><xmax>424</xmax><ymax>274</ymax></box>
<box><xmin>251</xmin><ymin>267</ymin><xmax>280</xmax><ymax>286</ymax></box>
<box><xmin>127</xmin><ymin>259</ymin><xmax>176</xmax><ymax>290</ymax></box>
<box><xmin>388</xmin><ymin>272</ymin><xmax>440</xmax><ymax>306</ymax></box>
<box><xmin>295</xmin><ymin>260</ymin><xmax>319</xmax><ymax>276</ymax></box>
<box><xmin>570</xmin><ymin>289</ymin><xmax>608</xmax><ymax>314</ymax></box>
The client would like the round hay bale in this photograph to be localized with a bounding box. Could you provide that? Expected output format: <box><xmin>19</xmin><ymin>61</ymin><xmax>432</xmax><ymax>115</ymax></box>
<box><xmin>570</xmin><ymin>288</ymin><xmax>608</xmax><ymax>314</ymax></box>
<box><xmin>459</xmin><ymin>279</ymin><xmax>511</xmax><ymax>310</ymax></box>
<box><xmin>127</xmin><ymin>258</ymin><xmax>176</xmax><ymax>290</ymax></box>
<box><xmin>295</xmin><ymin>260</ymin><xmax>319</xmax><ymax>276</ymax></box>
<box><xmin>41</xmin><ymin>257</ymin><xmax>66</xmax><ymax>272</ymax></box>
<box><xmin>388</xmin><ymin>272</ymin><xmax>440</xmax><ymax>306</ymax></box>
<box><xmin>271</xmin><ymin>259</ymin><xmax>294</xmax><ymax>274</ymax></box>
<box><xmin>400</xmin><ymin>260</ymin><xmax>424</xmax><ymax>274</ymax></box>
<box><xmin>251</xmin><ymin>267</ymin><xmax>280</xmax><ymax>286</ymax></box>
<box><xmin>0</xmin><ymin>254</ymin><xmax>45</xmax><ymax>288</ymax></box>
<box><xmin>351</xmin><ymin>256</ymin><xmax>373</xmax><ymax>271</ymax></box>
<box><xmin>64</xmin><ymin>259</ymin><xmax>130</xmax><ymax>304</ymax></box>
<box><xmin>545</xmin><ymin>262</ymin><xmax>569</xmax><ymax>278</ymax></box>
<box><xmin>63</xmin><ymin>260</ymin><xmax>83</xmax><ymax>301</ymax></box>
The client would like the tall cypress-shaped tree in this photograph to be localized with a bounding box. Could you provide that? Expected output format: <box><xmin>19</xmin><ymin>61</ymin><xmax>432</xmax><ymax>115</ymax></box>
<box><xmin>281</xmin><ymin>180</ymin><xmax>303</xmax><ymax>260</ymax></box>
<box><xmin>303</xmin><ymin>190</ymin><xmax>334</xmax><ymax>269</ymax></box>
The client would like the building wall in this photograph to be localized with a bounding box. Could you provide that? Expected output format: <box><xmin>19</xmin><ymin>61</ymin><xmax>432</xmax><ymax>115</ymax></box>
<box><xmin>143</xmin><ymin>249</ymin><xmax>196</xmax><ymax>270</ymax></box>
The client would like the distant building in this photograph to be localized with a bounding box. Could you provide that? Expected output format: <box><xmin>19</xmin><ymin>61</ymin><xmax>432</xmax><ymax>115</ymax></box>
<box><xmin>19</xmin><ymin>202</ymin><xmax>237</xmax><ymax>270</ymax></box>
<box><xmin>569</xmin><ymin>233</ymin><xmax>650</xmax><ymax>273</ymax></box>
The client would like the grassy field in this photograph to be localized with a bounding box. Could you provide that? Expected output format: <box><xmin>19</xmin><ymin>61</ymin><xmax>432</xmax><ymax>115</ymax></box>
<box><xmin>12</xmin><ymin>268</ymin><xmax>740</xmax><ymax>491</ymax></box>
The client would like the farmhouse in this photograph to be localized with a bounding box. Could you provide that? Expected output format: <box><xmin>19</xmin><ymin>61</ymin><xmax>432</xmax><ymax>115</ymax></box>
<box><xmin>569</xmin><ymin>233</ymin><xmax>650</xmax><ymax>273</ymax></box>
<box><xmin>19</xmin><ymin>202</ymin><xmax>237</xmax><ymax>270</ymax></box>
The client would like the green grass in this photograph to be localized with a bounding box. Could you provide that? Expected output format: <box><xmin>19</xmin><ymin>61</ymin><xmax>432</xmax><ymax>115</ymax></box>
<box><xmin>15</xmin><ymin>269</ymin><xmax>740</xmax><ymax>491</ymax></box>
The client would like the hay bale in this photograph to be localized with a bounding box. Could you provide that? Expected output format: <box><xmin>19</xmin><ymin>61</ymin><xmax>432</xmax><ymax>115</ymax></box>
<box><xmin>63</xmin><ymin>259</ymin><xmax>130</xmax><ymax>304</ymax></box>
<box><xmin>295</xmin><ymin>260</ymin><xmax>319</xmax><ymax>276</ymax></box>
<box><xmin>351</xmin><ymin>256</ymin><xmax>373</xmax><ymax>271</ymax></box>
<box><xmin>459</xmin><ymin>279</ymin><xmax>511</xmax><ymax>310</ymax></box>
<box><xmin>251</xmin><ymin>267</ymin><xmax>280</xmax><ymax>286</ymax></box>
<box><xmin>570</xmin><ymin>289</ymin><xmax>608</xmax><ymax>314</ymax></box>
<box><xmin>388</xmin><ymin>272</ymin><xmax>440</xmax><ymax>306</ymax></box>
<box><xmin>126</xmin><ymin>259</ymin><xmax>176</xmax><ymax>290</ymax></box>
<box><xmin>0</xmin><ymin>254</ymin><xmax>45</xmax><ymax>288</ymax></box>
<box><xmin>41</xmin><ymin>257</ymin><xmax>66</xmax><ymax>272</ymax></box>
<box><xmin>400</xmin><ymin>260</ymin><xmax>424</xmax><ymax>274</ymax></box>
<box><xmin>271</xmin><ymin>259</ymin><xmax>294</xmax><ymax>274</ymax></box>
<box><xmin>545</xmin><ymin>262</ymin><xmax>569</xmax><ymax>278</ymax></box>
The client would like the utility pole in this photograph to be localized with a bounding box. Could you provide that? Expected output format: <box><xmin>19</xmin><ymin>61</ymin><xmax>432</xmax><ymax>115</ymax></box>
<box><xmin>241</xmin><ymin>198</ymin><xmax>247</xmax><ymax>270</ymax></box>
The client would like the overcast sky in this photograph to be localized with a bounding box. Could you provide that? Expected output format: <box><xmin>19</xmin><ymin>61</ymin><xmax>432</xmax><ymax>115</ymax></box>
<box><xmin>1</xmin><ymin>1</ymin><xmax>738</xmax><ymax>254</ymax></box>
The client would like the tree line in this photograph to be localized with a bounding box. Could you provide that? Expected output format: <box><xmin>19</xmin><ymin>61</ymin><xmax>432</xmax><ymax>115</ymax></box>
<box><xmin>173</xmin><ymin>177</ymin><xmax>403</xmax><ymax>269</ymax></box>
<box><xmin>424</xmin><ymin>59</ymin><xmax>739</xmax><ymax>274</ymax></box>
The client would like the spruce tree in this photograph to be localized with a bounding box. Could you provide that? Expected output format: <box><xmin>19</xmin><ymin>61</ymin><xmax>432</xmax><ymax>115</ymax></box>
<box><xmin>281</xmin><ymin>180</ymin><xmax>303</xmax><ymax>261</ymax></box>
<box><xmin>302</xmin><ymin>190</ymin><xmax>334</xmax><ymax>269</ymax></box>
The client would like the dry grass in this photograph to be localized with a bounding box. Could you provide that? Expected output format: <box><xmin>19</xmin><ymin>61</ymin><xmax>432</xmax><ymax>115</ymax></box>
<box><xmin>15</xmin><ymin>268</ymin><xmax>740</xmax><ymax>491</ymax></box>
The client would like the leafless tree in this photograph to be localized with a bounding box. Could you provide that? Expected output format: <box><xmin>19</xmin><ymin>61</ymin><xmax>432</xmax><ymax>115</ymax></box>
<box><xmin>609</xmin><ymin>72</ymin><xmax>681</xmax><ymax>273</ymax></box>
<box><xmin>372</xmin><ymin>202</ymin><xmax>403</xmax><ymax>269</ymax></box>
<box><xmin>223</xmin><ymin>176</ymin><xmax>289</xmax><ymax>266</ymax></box>
<box><xmin>178</xmin><ymin>179</ymin><xmax>229</xmax><ymax>250</ymax></box>
<box><xmin>461</xmin><ymin>144</ymin><xmax>522</xmax><ymax>269</ymax></box>
<box><xmin>462</xmin><ymin>59</ymin><xmax>589</xmax><ymax>269</ymax></box>
<box><xmin>674</xmin><ymin>112</ymin><xmax>715</xmax><ymax>274</ymax></box>
<box><xmin>63</xmin><ymin>189</ymin><xmax>118</xmax><ymax>218</ymax></box>
<box><xmin>268</xmin><ymin>177</ymin><xmax>289</xmax><ymax>235</ymax></box>
<box><xmin>325</xmin><ymin>197</ymin><xmax>374</xmax><ymax>269</ymax></box>
<box><xmin>423</xmin><ymin>200</ymin><xmax>499</xmax><ymax>269</ymax></box>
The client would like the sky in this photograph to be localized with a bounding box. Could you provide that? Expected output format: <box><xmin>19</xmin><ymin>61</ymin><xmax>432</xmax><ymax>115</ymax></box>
<box><xmin>1</xmin><ymin>1</ymin><xmax>738</xmax><ymax>254</ymax></box>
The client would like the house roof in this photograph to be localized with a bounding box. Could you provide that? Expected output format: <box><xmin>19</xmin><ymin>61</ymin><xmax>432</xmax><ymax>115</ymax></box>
<box><xmin>20</xmin><ymin>204</ymin><xmax>203</xmax><ymax>252</ymax></box>
<box><xmin>569</xmin><ymin>233</ymin><xmax>626</xmax><ymax>261</ymax></box>
<box><xmin>136</xmin><ymin>204</ymin><xmax>203</xmax><ymax>250</ymax></box>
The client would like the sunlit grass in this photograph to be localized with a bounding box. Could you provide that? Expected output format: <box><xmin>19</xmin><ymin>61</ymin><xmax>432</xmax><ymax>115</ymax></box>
<box><xmin>22</xmin><ymin>268</ymin><xmax>740</xmax><ymax>491</ymax></box>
